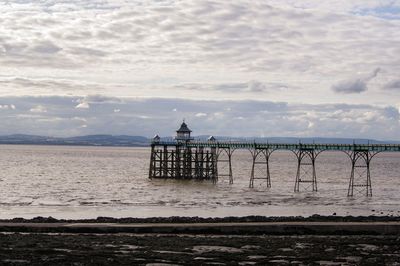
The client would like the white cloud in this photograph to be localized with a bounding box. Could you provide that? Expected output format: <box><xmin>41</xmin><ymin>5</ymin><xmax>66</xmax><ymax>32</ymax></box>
<box><xmin>29</xmin><ymin>105</ymin><xmax>47</xmax><ymax>113</ymax></box>
<box><xmin>75</xmin><ymin>102</ymin><xmax>90</xmax><ymax>109</ymax></box>
<box><xmin>72</xmin><ymin>117</ymin><xmax>87</xmax><ymax>123</ymax></box>
<box><xmin>195</xmin><ymin>112</ymin><xmax>207</xmax><ymax>117</ymax></box>
<box><xmin>0</xmin><ymin>104</ymin><xmax>15</xmax><ymax>110</ymax></box>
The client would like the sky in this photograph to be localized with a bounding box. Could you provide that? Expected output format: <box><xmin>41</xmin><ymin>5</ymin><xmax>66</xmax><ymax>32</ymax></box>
<box><xmin>0</xmin><ymin>0</ymin><xmax>399</xmax><ymax>139</ymax></box>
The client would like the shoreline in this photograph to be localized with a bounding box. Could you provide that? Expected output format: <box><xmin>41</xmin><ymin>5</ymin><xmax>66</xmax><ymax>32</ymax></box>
<box><xmin>1</xmin><ymin>215</ymin><xmax>400</xmax><ymax>235</ymax></box>
<box><xmin>2</xmin><ymin>214</ymin><xmax>400</xmax><ymax>224</ymax></box>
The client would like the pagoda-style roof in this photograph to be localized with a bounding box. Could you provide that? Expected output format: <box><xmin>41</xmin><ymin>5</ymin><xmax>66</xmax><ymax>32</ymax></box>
<box><xmin>176</xmin><ymin>121</ymin><xmax>192</xmax><ymax>133</ymax></box>
<box><xmin>208</xmin><ymin>135</ymin><xmax>216</xmax><ymax>141</ymax></box>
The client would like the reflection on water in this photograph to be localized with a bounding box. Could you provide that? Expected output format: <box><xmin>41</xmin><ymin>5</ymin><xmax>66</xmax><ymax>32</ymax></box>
<box><xmin>0</xmin><ymin>145</ymin><xmax>400</xmax><ymax>219</ymax></box>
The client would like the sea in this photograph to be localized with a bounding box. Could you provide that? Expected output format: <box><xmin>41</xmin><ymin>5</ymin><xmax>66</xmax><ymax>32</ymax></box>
<box><xmin>0</xmin><ymin>144</ymin><xmax>399</xmax><ymax>219</ymax></box>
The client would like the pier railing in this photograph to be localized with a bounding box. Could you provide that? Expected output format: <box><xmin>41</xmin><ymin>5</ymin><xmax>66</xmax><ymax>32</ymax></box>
<box><xmin>153</xmin><ymin>140</ymin><xmax>400</xmax><ymax>152</ymax></box>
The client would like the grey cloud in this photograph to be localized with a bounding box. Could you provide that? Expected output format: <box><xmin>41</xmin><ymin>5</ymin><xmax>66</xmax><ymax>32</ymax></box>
<box><xmin>79</xmin><ymin>95</ymin><xmax>123</xmax><ymax>104</ymax></box>
<box><xmin>331</xmin><ymin>79</ymin><xmax>367</xmax><ymax>94</ymax></box>
<box><xmin>0</xmin><ymin>76</ymin><xmax>106</xmax><ymax>95</ymax></box>
<box><xmin>215</xmin><ymin>81</ymin><xmax>267</xmax><ymax>92</ymax></box>
<box><xmin>366</xmin><ymin>68</ymin><xmax>381</xmax><ymax>81</ymax></box>
<box><xmin>331</xmin><ymin>68</ymin><xmax>381</xmax><ymax>94</ymax></box>
<box><xmin>178</xmin><ymin>80</ymin><xmax>290</xmax><ymax>93</ymax></box>
<box><xmin>383</xmin><ymin>106</ymin><xmax>400</xmax><ymax>120</ymax></box>
<box><xmin>383</xmin><ymin>80</ymin><xmax>400</xmax><ymax>90</ymax></box>
<box><xmin>31</xmin><ymin>41</ymin><xmax>62</xmax><ymax>54</ymax></box>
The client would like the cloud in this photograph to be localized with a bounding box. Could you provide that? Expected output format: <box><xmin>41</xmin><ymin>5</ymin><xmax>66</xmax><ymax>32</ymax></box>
<box><xmin>175</xmin><ymin>80</ymin><xmax>292</xmax><ymax>94</ymax></box>
<box><xmin>0</xmin><ymin>1</ymin><xmax>398</xmax><ymax>106</ymax></box>
<box><xmin>0</xmin><ymin>95</ymin><xmax>398</xmax><ymax>140</ymax></box>
<box><xmin>0</xmin><ymin>0</ymin><xmax>399</xmax><ymax>142</ymax></box>
<box><xmin>75</xmin><ymin>102</ymin><xmax>90</xmax><ymax>109</ymax></box>
<box><xmin>75</xmin><ymin>94</ymin><xmax>123</xmax><ymax>109</ymax></box>
<box><xmin>331</xmin><ymin>68</ymin><xmax>381</xmax><ymax>94</ymax></box>
<box><xmin>29</xmin><ymin>105</ymin><xmax>47</xmax><ymax>113</ymax></box>
<box><xmin>195</xmin><ymin>112</ymin><xmax>207</xmax><ymax>117</ymax></box>
<box><xmin>383</xmin><ymin>79</ymin><xmax>400</xmax><ymax>90</ymax></box>
<box><xmin>0</xmin><ymin>104</ymin><xmax>16</xmax><ymax>110</ymax></box>
<box><xmin>80</xmin><ymin>95</ymin><xmax>122</xmax><ymax>104</ymax></box>
<box><xmin>215</xmin><ymin>80</ymin><xmax>267</xmax><ymax>92</ymax></box>
<box><xmin>331</xmin><ymin>79</ymin><xmax>368</xmax><ymax>94</ymax></box>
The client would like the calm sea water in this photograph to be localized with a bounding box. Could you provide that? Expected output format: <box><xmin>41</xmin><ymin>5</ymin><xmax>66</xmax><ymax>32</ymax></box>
<box><xmin>0</xmin><ymin>145</ymin><xmax>400</xmax><ymax>219</ymax></box>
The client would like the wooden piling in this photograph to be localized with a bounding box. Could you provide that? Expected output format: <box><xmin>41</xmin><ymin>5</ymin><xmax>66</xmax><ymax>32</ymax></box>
<box><xmin>149</xmin><ymin>144</ymin><xmax>217</xmax><ymax>181</ymax></box>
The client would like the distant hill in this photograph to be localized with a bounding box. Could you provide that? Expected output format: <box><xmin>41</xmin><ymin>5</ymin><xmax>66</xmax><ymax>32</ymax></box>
<box><xmin>0</xmin><ymin>134</ymin><xmax>398</xmax><ymax>147</ymax></box>
<box><xmin>0</xmin><ymin>134</ymin><xmax>150</xmax><ymax>146</ymax></box>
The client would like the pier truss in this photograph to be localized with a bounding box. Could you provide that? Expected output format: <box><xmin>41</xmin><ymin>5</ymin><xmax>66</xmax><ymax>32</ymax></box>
<box><xmin>345</xmin><ymin>149</ymin><xmax>380</xmax><ymax>197</ymax></box>
<box><xmin>149</xmin><ymin>141</ymin><xmax>400</xmax><ymax>196</ymax></box>
<box><xmin>217</xmin><ymin>147</ymin><xmax>235</xmax><ymax>184</ymax></box>
<box><xmin>249</xmin><ymin>148</ymin><xmax>274</xmax><ymax>188</ymax></box>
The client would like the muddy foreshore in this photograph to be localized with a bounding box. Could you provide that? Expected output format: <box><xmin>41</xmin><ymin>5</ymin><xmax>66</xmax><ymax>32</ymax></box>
<box><xmin>1</xmin><ymin>232</ymin><xmax>400</xmax><ymax>265</ymax></box>
<box><xmin>1</xmin><ymin>216</ymin><xmax>400</xmax><ymax>265</ymax></box>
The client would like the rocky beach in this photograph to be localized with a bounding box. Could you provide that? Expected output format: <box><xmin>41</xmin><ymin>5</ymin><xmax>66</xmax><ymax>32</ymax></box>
<box><xmin>1</xmin><ymin>215</ymin><xmax>400</xmax><ymax>265</ymax></box>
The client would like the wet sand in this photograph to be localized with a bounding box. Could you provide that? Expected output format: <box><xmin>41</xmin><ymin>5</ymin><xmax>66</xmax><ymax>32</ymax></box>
<box><xmin>0</xmin><ymin>216</ymin><xmax>400</xmax><ymax>265</ymax></box>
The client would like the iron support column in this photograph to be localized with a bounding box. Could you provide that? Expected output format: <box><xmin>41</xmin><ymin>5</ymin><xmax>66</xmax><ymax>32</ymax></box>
<box><xmin>249</xmin><ymin>148</ymin><xmax>272</xmax><ymax>188</ymax></box>
<box><xmin>294</xmin><ymin>149</ymin><xmax>317</xmax><ymax>192</ymax></box>
<box><xmin>347</xmin><ymin>150</ymin><xmax>374</xmax><ymax>197</ymax></box>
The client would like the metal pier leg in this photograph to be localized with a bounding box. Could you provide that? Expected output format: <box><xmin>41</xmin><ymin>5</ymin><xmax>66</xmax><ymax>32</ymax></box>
<box><xmin>367</xmin><ymin>160</ymin><xmax>372</xmax><ymax>197</ymax></box>
<box><xmin>347</xmin><ymin>152</ymin><xmax>356</xmax><ymax>197</ymax></box>
<box><xmin>249</xmin><ymin>149</ymin><xmax>272</xmax><ymax>188</ymax></box>
<box><xmin>294</xmin><ymin>149</ymin><xmax>317</xmax><ymax>193</ymax></box>
<box><xmin>294</xmin><ymin>156</ymin><xmax>301</xmax><ymax>192</ymax></box>
<box><xmin>266</xmin><ymin>157</ymin><xmax>271</xmax><ymax>188</ymax></box>
<box><xmin>228</xmin><ymin>150</ymin><xmax>233</xmax><ymax>184</ymax></box>
<box><xmin>347</xmin><ymin>151</ymin><xmax>374</xmax><ymax>197</ymax></box>
<box><xmin>249</xmin><ymin>150</ymin><xmax>256</xmax><ymax>188</ymax></box>
<box><xmin>217</xmin><ymin>148</ymin><xmax>234</xmax><ymax>184</ymax></box>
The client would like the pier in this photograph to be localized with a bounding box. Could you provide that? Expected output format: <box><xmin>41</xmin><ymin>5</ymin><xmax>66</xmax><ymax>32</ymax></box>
<box><xmin>149</xmin><ymin>122</ymin><xmax>400</xmax><ymax>196</ymax></box>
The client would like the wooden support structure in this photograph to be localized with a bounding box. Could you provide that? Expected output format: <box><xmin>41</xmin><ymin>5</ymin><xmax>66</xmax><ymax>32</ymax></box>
<box><xmin>149</xmin><ymin>144</ymin><xmax>217</xmax><ymax>182</ymax></box>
